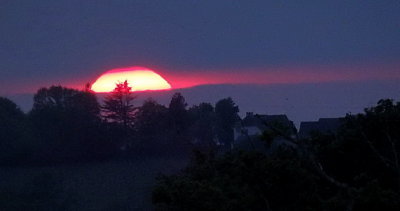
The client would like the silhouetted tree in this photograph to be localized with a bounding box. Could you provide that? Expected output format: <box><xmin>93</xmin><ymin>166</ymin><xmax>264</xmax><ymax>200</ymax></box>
<box><xmin>0</xmin><ymin>97</ymin><xmax>29</xmax><ymax>162</ymax></box>
<box><xmin>29</xmin><ymin>86</ymin><xmax>103</xmax><ymax>161</ymax></box>
<box><xmin>188</xmin><ymin>103</ymin><xmax>216</xmax><ymax>148</ymax></box>
<box><xmin>313</xmin><ymin>99</ymin><xmax>400</xmax><ymax>193</ymax></box>
<box><xmin>135</xmin><ymin>98</ymin><xmax>169</xmax><ymax>135</ymax></box>
<box><xmin>133</xmin><ymin>98</ymin><xmax>170</xmax><ymax>152</ymax></box>
<box><xmin>215</xmin><ymin>97</ymin><xmax>239</xmax><ymax>149</ymax></box>
<box><xmin>264</xmin><ymin>99</ymin><xmax>400</xmax><ymax>210</ymax></box>
<box><xmin>102</xmin><ymin>80</ymin><xmax>137</xmax><ymax>128</ymax></box>
<box><xmin>32</xmin><ymin>86</ymin><xmax>100</xmax><ymax>116</ymax></box>
<box><xmin>0</xmin><ymin>97</ymin><xmax>25</xmax><ymax>139</ymax></box>
<box><xmin>168</xmin><ymin>93</ymin><xmax>188</xmax><ymax>136</ymax></box>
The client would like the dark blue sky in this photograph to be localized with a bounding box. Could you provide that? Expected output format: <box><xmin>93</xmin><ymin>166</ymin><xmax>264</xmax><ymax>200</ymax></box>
<box><xmin>1</xmin><ymin>0</ymin><xmax>399</xmax><ymax>94</ymax></box>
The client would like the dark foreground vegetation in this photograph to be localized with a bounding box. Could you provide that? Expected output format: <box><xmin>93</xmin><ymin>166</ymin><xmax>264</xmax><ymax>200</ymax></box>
<box><xmin>153</xmin><ymin>99</ymin><xmax>400</xmax><ymax>210</ymax></box>
<box><xmin>1</xmin><ymin>81</ymin><xmax>400</xmax><ymax>210</ymax></box>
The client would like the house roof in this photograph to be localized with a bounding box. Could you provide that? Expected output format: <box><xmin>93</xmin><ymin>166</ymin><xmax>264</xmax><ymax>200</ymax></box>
<box><xmin>298</xmin><ymin>118</ymin><xmax>343</xmax><ymax>139</ymax></box>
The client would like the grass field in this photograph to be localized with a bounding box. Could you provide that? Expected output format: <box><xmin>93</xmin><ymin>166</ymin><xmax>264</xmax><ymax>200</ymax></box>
<box><xmin>0</xmin><ymin>156</ymin><xmax>188</xmax><ymax>210</ymax></box>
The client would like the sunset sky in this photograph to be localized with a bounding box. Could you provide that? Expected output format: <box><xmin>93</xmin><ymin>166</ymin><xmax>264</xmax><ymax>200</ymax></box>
<box><xmin>0</xmin><ymin>0</ymin><xmax>399</xmax><ymax>95</ymax></box>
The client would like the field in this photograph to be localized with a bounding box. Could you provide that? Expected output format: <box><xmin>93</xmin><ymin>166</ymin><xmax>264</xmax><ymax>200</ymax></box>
<box><xmin>0</xmin><ymin>156</ymin><xmax>188</xmax><ymax>210</ymax></box>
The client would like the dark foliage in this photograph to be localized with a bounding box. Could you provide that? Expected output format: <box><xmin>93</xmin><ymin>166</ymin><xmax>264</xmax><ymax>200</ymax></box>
<box><xmin>153</xmin><ymin>149</ymin><xmax>323</xmax><ymax>211</ymax></box>
<box><xmin>168</xmin><ymin>93</ymin><xmax>189</xmax><ymax>136</ymax></box>
<box><xmin>153</xmin><ymin>99</ymin><xmax>400</xmax><ymax>211</ymax></box>
<box><xmin>188</xmin><ymin>103</ymin><xmax>216</xmax><ymax>149</ymax></box>
<box><xmin>0</xmin><ymin>97</ymin><xmax>29</xmax><ymax>163</ymax></box>
<box><xmin>215</xmin><ymin>98</ymin><xmax>240</xmax><ymax>149</ymax></box>
<box><xmin>132</xmin><ymin>98</ymin><xmax>171</xmax><ymax>153</ymax></box>
<box><xmin>102</xmin><ymin>80</ymin><xmax>137</xmax><ymax>128</ymax></box>
<box><xmin>307</xmin><ymin>99</ymin><xmax>400</xmax><ymax>210</ymax></box>
<box><xmin>29</xmin><ymin>86</ymin><xmax>113</xmax><ymax>162</ymax></box>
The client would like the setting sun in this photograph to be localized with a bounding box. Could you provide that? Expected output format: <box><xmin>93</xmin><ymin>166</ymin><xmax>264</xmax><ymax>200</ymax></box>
<box><xmin>91</xmin><ymin>67</ymin><xmax>172</xmax><ymax>92</ymax></box>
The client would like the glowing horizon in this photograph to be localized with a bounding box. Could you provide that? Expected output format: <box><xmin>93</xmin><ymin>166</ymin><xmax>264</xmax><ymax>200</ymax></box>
<box><xmin>91</xmin><ymin>67</ymin><xmax>172</xmax><ymax>93</ymax></box>
<box><xmin>2</xmin><ymin>63</ymin><xmax>399</xmax><ymax>95</ymax></box>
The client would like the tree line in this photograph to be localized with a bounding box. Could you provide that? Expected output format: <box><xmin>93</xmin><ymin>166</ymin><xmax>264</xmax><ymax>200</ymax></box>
<box><xmin>0</xmin><ymin>81</ymin><xmax>239</xmax><ymax>165</ymax></box>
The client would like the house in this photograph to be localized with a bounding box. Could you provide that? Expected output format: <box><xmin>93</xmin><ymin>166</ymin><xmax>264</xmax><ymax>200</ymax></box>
<box><xmin>298</xmin><ymin>118</ymin><xmax>343</xmax><ymax>139</ymax></box>
<box><xmin>234</xmin><ymin>112</ymin><xmax>297</xmax><ymax>151</ymax></box>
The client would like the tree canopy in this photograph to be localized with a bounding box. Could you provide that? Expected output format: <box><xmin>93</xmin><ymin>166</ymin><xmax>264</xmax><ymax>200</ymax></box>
<box><xmin>168</xmin><ymin>93</ymin><xmax>189</xmax><ymax>136</ymax></box>
<box><xmin>0</xmin><ymin>97</ymin><xmax>27</xmax><ymax>162</ymax></box>
<box><xmin>215</xmin><ymin>97</ymin><xmax>240</xmax><ymax>149</ymax></box>
<box><xmin>153</xmin><ymin>99</ymin><xmax>400</xmax><ymax>211</ymax></box>
<box><xmin>29</xmin><ymin>86</ymin><xmax>105</xmax><ymax>161</ymax></box>
<box><xmin>102</xmin><ymin>80</ymin><xmax>137</xmax><ymax>128</ymax></box>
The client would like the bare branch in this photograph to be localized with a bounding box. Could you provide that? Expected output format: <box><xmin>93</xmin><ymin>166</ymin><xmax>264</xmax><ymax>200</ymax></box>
<box><xmin>257</xmin><ymin>116</ymin><xmax>352</xmax><ymax>190</ymax></box>
<box><xmin>360</xmin><ymin>131</ymin><xmax>395</xmax><ymax>170</ymax></box>
<box><xmin>383</xmin><ymin>131</ymin><xmax>399</xmax><ymax>170</ymax></box>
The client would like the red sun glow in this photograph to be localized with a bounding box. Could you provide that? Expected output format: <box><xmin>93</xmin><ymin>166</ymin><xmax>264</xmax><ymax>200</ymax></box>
<box><xmin>91</xmin><ymin>67</ymin><xmax>171</xmax><ymax>92</ymax></box>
